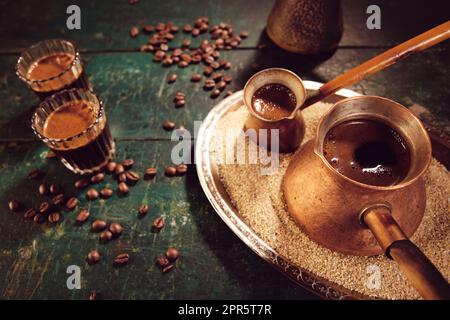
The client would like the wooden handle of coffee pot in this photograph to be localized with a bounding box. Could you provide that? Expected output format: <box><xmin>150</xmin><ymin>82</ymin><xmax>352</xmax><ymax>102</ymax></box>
<box><xmin>302</xmin><ymin>21</ymin><xmax>450</xmax><ymax>109</ymax></box>
<box><xmin>361</xmin><ymin>205</ymin><xmax>450</xmax><ymax>300</ymax></box>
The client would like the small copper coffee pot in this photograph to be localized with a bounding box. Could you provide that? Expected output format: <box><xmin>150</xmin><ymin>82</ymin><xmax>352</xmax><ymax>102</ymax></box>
<box><xmin>282</xmin><ymin>96</ymin><xmax>450</xmax><ymax>299</ymax></box>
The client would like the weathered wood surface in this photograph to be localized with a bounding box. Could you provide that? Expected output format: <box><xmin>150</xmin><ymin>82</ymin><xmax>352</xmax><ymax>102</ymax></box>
<box><xmin>0</xmin><ymin>0</ymin><xmax>448</xmax><ymax>299</ymax></box>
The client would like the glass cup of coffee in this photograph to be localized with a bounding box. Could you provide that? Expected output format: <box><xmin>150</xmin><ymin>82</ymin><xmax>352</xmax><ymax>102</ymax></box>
<box><xmin>32</xmin><ymin>88</ymin><xmax>115</xmax><ymax>175</ymax></box>
<box><xmin>16</xmin><ymin>39</ymin><xmax>90</xmax><ymax>100</ymax></box>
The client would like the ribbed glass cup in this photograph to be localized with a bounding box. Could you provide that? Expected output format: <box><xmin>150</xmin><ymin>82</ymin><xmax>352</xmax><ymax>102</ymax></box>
<box><xmin>32</xmin><ymin>88</ymin><xmax>115</xmax><ymax>175</ymax></box>
<box><xmin>16</xmin><ymin>39</ymin><xmax>90</xmax><ymax>100</ymax></box>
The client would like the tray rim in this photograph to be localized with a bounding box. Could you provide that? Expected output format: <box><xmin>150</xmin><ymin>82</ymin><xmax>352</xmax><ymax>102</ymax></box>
<box><xmin>195</xmin><ymin>80</ymin><xmax>372</xmax><ymax>300</ymax></box>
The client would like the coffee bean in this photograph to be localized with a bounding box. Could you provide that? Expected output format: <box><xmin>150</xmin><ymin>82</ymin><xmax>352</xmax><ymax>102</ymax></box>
<box><xmin>90</xmin><ymin>173</ymin><xmax>104</xmax><ymax>184</ymax></box>
<box><xmin>156</xmin><ymin>22</ymin><xmax>165</xmax><ymax>31</ymax></box>
<box><xmin>113</xmin><ymin>253</ymin><xmax>130</xmax><ymax>266</ymax></box>
<box><xmin>160</xmin><ymin>43</ymin><xmax>169</xmax><ymax>51</ymax></box>
<box><xmin>114</xmin><ymin>164</ymin><xmax>125</xmax><ymax>175</ymax></box>
<box><xmin>99</xmin><ymin>230</ymin><xmax>113</xmax><ymax>243</ymax></box>
<box><xmin>138</xmin><ymin>204</ymin><xmax>149</xmax><ymax>217</ymax></box>
<box><xmin>27</xmin><ymin>168</ymin><xmax>43</xmax><ymax>180</ymax></box>
<box><xmin>45</xmin><ymin>151</ymin><xmax>57</xmax><ymax>159</ymax></box>
<box><xmin>223</xmin><ymin>61</ymin><xmax>232</xmax><ymax>70</ymax></box>
<box><xmin>203</xmin><ymin>79</ymin><xmax>215</xmax><ymax>90</ymax></box>
<box><xmin>178</xmin><ymin>61</ymin><xmax>188</xmax><ymax>68</ymax></box>
<box><xmin>106</xmin><ymin>162</ymin><xmax>117</xmax><ymax>174</ymax></box>
<box><xmin>118</xmin><ymin>173</ymin><xmax>127</xmax><ymax>183</ymax></box>
<box><xmin>175</xmin><ymin>99</ymin><xmax>185</xmax><ymax>108</ymax></box>
<box><xmin>165</xmin><ymin>166</ymin><xmax>177</xmax><ymax>177</ymax></box>
<box><xmin>92</xmin><ymin>220</ymin><xmax>107</xmax><ymax>232</ymax></box>
<box><xmin>24</xmin><ymin>208</ymin><xmax>37</xmax><ymax>220</ymax></box>
<box><xmin>216</xmin><ymin>80</ymin><xmax>227</xmax><ymax>91</ymax></box>
<box><xmin>163</xmin><ymin>120</ymin><xmax>176</xmax><ymax>131</ymax></box>
<box><xmin>181</xmin><ymin>38</ymin><xmax>191</xmax><ymax>47</ymax></box>
<box><xmin>66</xmin><ymin>197</ymin><xmax>79</xmax><ymax>210</ymax></box>
<box><xmin>34</xmin><ymin>213</ymin><xmax>47</xmax><ymax>224</ymax></box>
<box><xmin>144</xmin><ymin>167</ymin><xmax>157</xmax><ymax>179</ymax></box>
<box><xmin>210</xmin><ymin>89</ymin><xmax>221</xmax><ymax>98</ymax></box>
<box><xmin>74</xmin><ymin>178</ymin><xmax>89</xmax><ymax>189</ymax></box>
<box><xmin>162</xmin><ymin>264</ymin><xmax>174</xmax><ymax>273</ymax></box>
<box><xmin>153</xmin><ymin>50</ymin><xmax>165</xmax><ymax>62</ymax></box>
<box><xmin>176</xmin><ymin>164</ymin><xmax>188</xmax><ymax>175</ymax></box>
<box><xmin>109</xmin><ymin>222</ymin><xmax>123</xmax><ymax>237</ymax></box>
<box><xmin>86</xmin><ymin>250</ymin><xmax>101</xmax><ymax>264</ymax></box>
<box><xmin>210</xmin><ymin>62</ymin><xmax>220</xmax><ymax>69</ymax></box>
<box><xmin>38</xmin><ymin>184</ymin><xmax>47</xmax><ymax>195</ymax></box>
<box><xmin>100</xmin><ymin>188</ymin><xmax>113</xmax><ymax>199</ymax></box>
<box><xmin>191</xmin><ymin>73</ymin><xmax>201</xmax><ymax>82</ymax></box>
<box><xmin>125</xmin><ymin>171</ymin><xmax>140</xmax><ymax>184</ymax></box>
<box><xmin>192</xmin><ymin>28</ymin><xmax>200</xmax><ymax>37</ymax></box>
<box><xmin>191</xmin><ymin>55</ymin><xmax>202</xmax><ymax>64</ymax></box>
<box><xmin>183</xmin><ymin>24</ymin><xmax>192</xmax><ymax>33</ymax></box>
<box><xmin>86</xmin><ymin>189</ymin><xmax>99</xmax><ymax>201</ymax></box>
<box><xmin>130</xmin><ymin>26</ymin><xmax>139</xmax><ymax>38</ymax></box>
<box><xmin>211</xmin><ymin>72</ymin><xmax>222</xmax><ymax>82</ymax></box>
<box><xmin>52</xmin><ymin>193</ymin><xmax>65</xmax><ymax>206</ymax></box>
<box><xmin>122</xmin><ymin>158</ymin><xmax>134</xmax><ymax>170</ymax></box>
<box><xmin>181</xmin><ymin>53</ymin><xmax>191</xmax><ymax>63</ymax></box>
<box><xmin>142</xmin><ymin>25</ymin><xmax>154</xmax><ymax>33</ymax></box>
<box><xmin>203</xmin><ymin>66</ymin><xmax>213</xmax><ymax>76</ymax></box>
<box><xmin>156</xmin><ymin>255</ymin><xmax>170</xmax><ymax>268</ymax></box>
<box><xmin>76</xmin><ymin>209</ymin><xmax>90</xmax><ymax>223</ymax></box>
<box><xmin>167</xmin><ymin>74</ymin><xmax>177</xmax><ymax>84</ymax></box>
<box><xmin>239</xmin><ymin>31</ymin><xmax>249</xmax><ymax>38</ymax></box>
<box><xmin>166</xmin><ymin>247</ymin><xmax>179</xmax><ymax>261</ymax></box>
<box><xmin>152</xmin><ymin>216</ymin><xmax>165</xmax><ymax>231</ymax></box>
<box><xmin>49</xmin><ymin>183</ymin><xmax>61</xmax><ymax>195</ymax></box>
<box><xmin>8</xmin><ymin>200</ymin><xmax>21</xmax><ymax>212</ymax></box>
<box><xmin>39</xmin><ymin>201</ymin><xmax>51</xmax><ymax>214</ymax></box>
<box><xmin>162</xmin><ymin>57</ymin><xmax>173</xmax><ymax>66</ymax></box>
<box><xmin>118</xmin><ymin>182</ymin><xmax>129</xmax><ymax>195</ymax></box>
<box><xmin>223</xmin><ymin>75</ymin><xmax>232</xmax><ymax>83</ymax></box>
<box><xmin>174</xmin><ymin>93</ymin><xmax>185</xmax><ymax>102</ymax></box>
<box><xmin>48</xmin><ymin>212</ymin><xmax>60</xmax><ymax>224</ymax></box>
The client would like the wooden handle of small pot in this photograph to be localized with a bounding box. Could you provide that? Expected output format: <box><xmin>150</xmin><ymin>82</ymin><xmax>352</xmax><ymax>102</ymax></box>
<box><xmin>302</xmin><ymin>21</ymin><xmax>450</xmax><ymax>109</ymax></box>
<box><xmin>362</xmin><ymin>205</ymin><xmax>450</xmax><ymax>300</ymax></box>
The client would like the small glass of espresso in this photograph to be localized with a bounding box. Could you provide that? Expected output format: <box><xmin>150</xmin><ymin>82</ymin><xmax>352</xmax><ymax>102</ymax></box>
<box><xmin>16</xmin><ymin>39</ymin><xmax>90</xmax><ymax>100</ymax></box>
<box><xmin>32</xmin><ymin>88</ymin><xmax>115</xmax><ymax>175</ymax></box>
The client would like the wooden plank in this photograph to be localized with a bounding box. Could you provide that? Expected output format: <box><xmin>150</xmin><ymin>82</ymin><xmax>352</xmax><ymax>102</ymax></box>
<box><xmin>1</xmin><ymin>0</ymin><xmax>449</xmax><ymax>52</ymax></box>
<box><xmin>1</xmin><ymin>46</ymin><xmax>448</xmax><ymax>140</ymax></box>
<box><xmin>0</xmin><ymin>140</ymin><xmax>318</xmax><ymax>299</ymax></box>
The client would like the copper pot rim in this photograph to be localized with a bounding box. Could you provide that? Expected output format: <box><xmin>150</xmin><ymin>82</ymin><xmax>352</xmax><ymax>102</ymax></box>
<box><xmin>243</xmin><ymin>67</ymin><xmax>307</xmax><ymax>122</ymax></box>
<box><xmin>313</xmin><ymin>95</ymin><xmax>432</xmax><ymax>191</ymax></box>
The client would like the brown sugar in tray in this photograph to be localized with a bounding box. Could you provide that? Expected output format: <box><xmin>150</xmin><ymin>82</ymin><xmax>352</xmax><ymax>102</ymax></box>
<box><xmin>214</xmin><ymin>102</ymin><xmax>449</xmax><ymax>299</ymax></box>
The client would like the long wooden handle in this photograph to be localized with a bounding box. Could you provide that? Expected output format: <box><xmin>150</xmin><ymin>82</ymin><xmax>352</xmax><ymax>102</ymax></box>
<box><xmin>302</xmin><ymin>21</ymin><xmax>450</xmax><ymax>109</ymax></box>
<box><xmin>362</xmin><ymin>205</ymin><xmax>450</xmax><ymax>300</ymax></box>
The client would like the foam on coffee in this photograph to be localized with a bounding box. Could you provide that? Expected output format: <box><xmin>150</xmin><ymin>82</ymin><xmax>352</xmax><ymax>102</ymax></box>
<box><xmin>251</xmin><ymin>83</ymin><xmax>296</xmax><ymax>120</ymax></box>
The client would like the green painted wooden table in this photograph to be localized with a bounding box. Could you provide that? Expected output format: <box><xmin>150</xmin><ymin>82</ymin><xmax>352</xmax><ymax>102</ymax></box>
<box><xmin>0</xmin><ymin>0</ymin><xmax>449</xmax><ymax>299</ymax></box>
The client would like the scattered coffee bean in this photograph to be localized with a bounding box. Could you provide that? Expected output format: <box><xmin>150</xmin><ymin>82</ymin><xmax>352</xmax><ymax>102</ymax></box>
<box><xmin>106</xmin><ymin>162</ymin><xmax>117</xmax><ymax>174</ymax></box>
<box><xmin>156</xmin><ymin>255</ymin><xmax>170</xmax><ymax>268</ymax></box>
<box><xmin>122</xmin><ymin>158</ymin><xmax>134</xmax><ymax>170</ymax></box>
<box><xmin>24</xmin><ymin>208</ymin><xmax>37</xmax><ymax>220</ymax></box>
<box><xmin>49</xmin><ymin>183</ymin><xmax>61</xmax><ymax>195</ymax></box>
<box><xmin>239</xmin><ymin>31</ymin><xmax>249</xmax><ymax>38</ymax></box>
<box><xmin>118</xmin><ymin>173</ymin><xmax>127</xmax><ymax>183</ymax></box>
<box><xmin>223</xmin><ymin>75</ymin><xmax>232</xmax><ymax>83</ymax></box>
<box><xmin>34</xmin><ymin>213</ymin><xmax>47</xmax><ymax>224</ymax></box>
<box><xmin>138</xmin><ymin>204</ymin><xmax>149</xmax><ymax>217</ymax></box>
<box><xmin>175</xmin><ymin>99</ymin><xmax>185</xmax><ymax>108</ymax></box>
<box><xmin>86</xmin><ymin>189</ymin><xmax>99</xmax><ymax>201</ymax></box>
<box><xmin>174</xmin><ymin>92</ymin><xmax>185</xmax><ymax>101</ymax></box>
<box><xmin>92</xmin><ymin>220</ymin><xmax>107</xmax><ymax>232</ymax></box>
<box><xmin>166</xmin><ymin>247</ymin><xmax>179</xmax><ymax>261</ymax></box>
<box><xmin>114</xmin><ymin>164</ymin><xmax>125</xmax><ymax>175</ymax></box>
<box><xmin>144</xmin><ymin>167</ymin><xmax>157</xmax><ymax>179</ymax></box>
<box><xmin>163</xmin><ymin>120</ymin><xmax>176</xmax><ymax>131</ymax></box>
<box><xmin>66</xmin><ymin>197</ymin><xmax>79</xmax><ymax>210</ymax></box>
<box><xmin>162</xmin><ymin>264</ymin><xmax>174</xmax><ymax>273</ymax></box>
<box><xmin>52</xmin><ymin>193</ymin><xmax>65</xmax><ymax>206</ymax></box>
<box><xmin>165</xmin><ymin>166</ymin><xmax>177</xmax><ymax>177</ymax></box>
<box><xmin>216</xmin><ymin>80</ymin><xmax>227</xmax><ymax>91</ymax></box>
<box><xmin>74</xmin><ymin>178</ymin><xmax>89</xmax><ymax>189</ymax></box>
<box><xmin>167</xmin><ymin>74</ymin><xmax>177</xmax><ymax>84</ymax></box>
<box><xmin>99</xmin><ymin>188</ymin><xmax>113</xmax><ymax>199</ymax></box>
<box><xmin>160</xmin><ymin>43</ymin><xmax>169</xmax><ymax>51</ymax></box>
<box><xmin>113</xmin><ymin>253</ymin><xmax>130</xmax><ymax>266</ymax></box>
<box><xmin>181</xmin><ymin>38</ymin><xmax>191</xmax><ymax>47</ymax></box>
<box><xmin>45</xmin><ymin>151</ymin><xmax>57</xmax><ymax>159</ymax></box>
<box><xmin>142</xmin><ymin>25</ymin><xmax>154</xmax><ymax>33</ymax></box>
<box><xmin>100</xmin><ymin>230</ymin><xmax>113</xmax><ymax>243</ymax></box>
<box><xmin>38</xmin><ymin>184</ymin><xmax>47</xmax><ymax>195</ymax></box>
<box><xmin>152</xmin><ymin>216</ymin><xmax>165</xmax><ymax>231</ymax></box>
<box><xmin>8</xmin><ymin>200</ymin><xmax>21</xmax><ymax>212</ymax></box>
<box><xmin>203</xmin><ymin>66</ymin><xmax>213</xmax><ymax>76</ymax></box>
<box><xmin>192</xmin><ymin>28</ymin><xmax>200</xmax><ymax>37</ymax></box>
<box><xmin>90</xmin><ymin>173</ymin><xmax>105</xmax><ymax>184</ymax></box>
<box><xmin>39</xmin><ymin>201</ymin><xmax>51</xmax><ymax>214</ymax></box>
<box><xmin>87</xmin><ymin>250</ymin><xmax>101</xmax><ymax>264</ymax></box>
<box><xmin>210</xmin><ymin>89</ymin><xmax>221</xmax><ymax>98</ymax></box>
<box><xmin>27</xmin><ymin>168</ymin><xmax>43</xmax><ymax>180</ymax></box>
<box><xmin>183</xmin><ymin>24</ymin><xmax>193</xmax><ymax>33</ymax></box>
<box><xmin>48</xmin><ymin>212</ymin><xmax>60</xmax><ymax>224</ymax></box>
<box><xmin>76</xmin><ymin>209</ymin><xmax>90</xmax><ymax>223</ymax></box>
<box><xmin>223</xmin><ymin>61</ymin><xmax>232</xmax><ymax>70</ymax></box>
<box><xmin>211</xmin><ymin>72</ymin><xmax>222</xmax><ymax>82</ymax></box>
<box><xmin>176</xmin><ymin>164</ymin><xmax>188</xmax><ymax>175</ymax></box>
<box><xmin>125</xmin><ymin>171</ymin><xmax>140</xmax><ymax>184</ymax></box>
<box><xmin>191</xmin><ymin>73</ymin><xmax>201</xmax><ymax>82</ymax></box>
<box><xmin>130</xmin><ymin>26</ymin><xmax>139</xmax><ymax>38</ymax></box>
<box><xmin>118</xmin><ymin>182</ymin><xmax>129</xmax><ymax>195</ymax></box>
<box><xmin>178</xmin><ymin>60</ymin><xmax>188</xmax><ymax>68</ymax></box>
<box><xmin>109</xmin><ymin>222</ymin><xmax>123</xmax><ymax>237</ymax></box>
<box><xmin>203</xmin><ymin>79</ymin><xmax>215</xmax><ymax>90</ymax></box>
